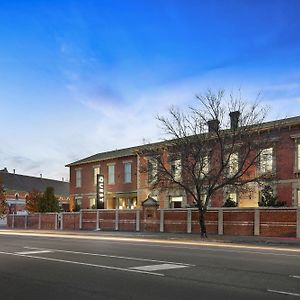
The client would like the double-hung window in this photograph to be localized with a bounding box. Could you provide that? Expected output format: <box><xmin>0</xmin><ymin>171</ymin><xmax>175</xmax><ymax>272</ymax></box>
<box><xmin>93</xmin><ymin>167</ymin><xmax>100</xmax><ymax>185</ymax></box>
<box><xmin>108</xmin><ymin>164</ymin><xmax>115</xmax><ymax>184</ymax></box>
<box><xmin>260</xmin><ymin>148</ymin><xmax>273</xmax><ymax>173</ymax></box>
<box><xmin>124</xmin><ymin>162</ymin><xmax>132</xmax><ymax>183</ymax></box>
<box><xmin>228</xmin><ymin>152</ymin><xmax>239</xmax><ymax>176</ymax></box>
<box><xmin>148</xmin><ymin>159</ymin><xmax>158</xmax><ymax>183</ymax></box>
<box><xmin>75</xmin><ymin>169</ymin><xmax>82</xmax><ymax>188</ymax></box>
<box><xmin>171</xmin><ymin>159</ymin><xmax>181</xmax><ymax>181</ymax></box>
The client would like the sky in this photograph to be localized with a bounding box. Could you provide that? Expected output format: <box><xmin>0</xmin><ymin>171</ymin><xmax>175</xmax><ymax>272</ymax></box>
<box><xmin>0</xmin><ymin>0</ymin><xmax>300</xmax><ymax>181</ymax></box>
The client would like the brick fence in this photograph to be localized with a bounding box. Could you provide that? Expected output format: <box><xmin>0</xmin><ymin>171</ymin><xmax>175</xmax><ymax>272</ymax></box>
<box><xmin>6</xmin><ymin>207</ymin><xmax>300</xmax><ymax>238</ymax></box>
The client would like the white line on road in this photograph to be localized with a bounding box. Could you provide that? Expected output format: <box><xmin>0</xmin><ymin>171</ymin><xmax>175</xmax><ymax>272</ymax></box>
<box><xmin>0</xmin><ymin>251</ymin><xmax>164</xmax><ymax>277</ymax></box>
<box><xmin>268</xmin><ymin>289</ymin><xmax>300</xmax><ymax>297</ymax></box>
<box><xmin>23</xmin><ymin>246</ymin><xmax>193</xmax><ymax>266</ymax></box>
<box><xmin>130</xmin><ymin>263</ymin><xmax>189</xmax><ymax>272</ymax></box>
<box><xmin>15</xmin><ymin>250</ymin><xmax>53</xmax><ymax>255</ymax></box>
<box><xmin>290</xmin><ymin>275</ymin><xmax>300</xmax><ymax>279</ymax></box>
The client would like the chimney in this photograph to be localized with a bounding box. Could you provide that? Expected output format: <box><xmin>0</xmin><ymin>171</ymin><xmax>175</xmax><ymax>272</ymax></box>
<box><xmin>229</xmin><ymin>111</ymin><xmax>240</xmax><ymax>130</ymax></box>
<box><xmin>207</xmin><ymin>119</ymin><xmax>220</xmax><ymax>133</ymax></box>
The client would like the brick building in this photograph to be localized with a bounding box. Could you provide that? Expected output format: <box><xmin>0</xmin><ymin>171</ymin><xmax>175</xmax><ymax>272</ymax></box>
<box><xmin>67</xmin><ymin>116</ymin><xmax>300</xmax><ymax>210</ymax></box>
<box><xmin>0</xmin><ymin>168</ymin><xmax>70</xmax><ymax>213</ymax></box>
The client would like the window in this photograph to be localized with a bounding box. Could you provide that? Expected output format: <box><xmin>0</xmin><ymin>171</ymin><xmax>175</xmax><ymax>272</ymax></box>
<box><xmin>228</xmin><ymin>153</ymin><xmax>239</xmax><ymax>176</ymax></box>
<box><xmin>75</xmin><ymin>197</ymin><xmax>82</xmax><ymax>208</ymax></box>
<box><xmin>169</xmin><ymin>196</ymin><xmax>183</xmax><ymax>208</ymax></box>
<box><xmin>297</xmin><ymin>189</ymin><xmax>300</xmax><ymax>206</ymax></box>
<box><xmin>260</xmin><ymin>148</ymin><xmax>273</xmax><ymax>173</ymax></box>
<box><xmin>89</xmin><ymin>198</ymin><xmax>95</xmax><ymax>208</ymax></box>
<box><xmin>171</xmin><ymin>159</ymin><xmax>181</xmax><ymax>181</ymax></box>
<box><xmin>297</xmin><ymin>144</ymin><xmax>300</xmax><ymax>171</ymax></box>
<box><xmin>124</xmin><ymin>162</ymin><xmax>132</xmax><ymax>183</ymax></box>
<box><xmin>75</xmin><ymin>169</ymin><xmax>82</xmax><ymax>188</ymax></box>
<box><xmin>148</xmin><ymin>159</ymin><xmax>158</xmax><ymax>183</ymax></box>
<box><xmin>108</xmin><ymin>165</ymin><xmax>115</xmax><ymax>184</ymax></box>
<box><xmin>93</xmin><ymin>167</ymin><xmax>100</xmax><ymax>185</ymax></box>
<box><xmin>197</xmin><ymin>156</ymin><xmax>209</xmax><ymax>178</ymax></box>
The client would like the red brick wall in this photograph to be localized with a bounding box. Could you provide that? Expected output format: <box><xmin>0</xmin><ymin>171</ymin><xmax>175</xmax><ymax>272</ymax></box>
<box><xmin>223</xmin><ymin>210</ymin><xmax>254</xmax><ymax>236</ymax></box>
<box><xmin>260</xmin><ymin>209</ymin><xmax>297</xmax><ymax>237</ymax></box>
<box><xmin>62</xmin><ymin>213</ymin><xmax>80</xmax><ymax>230</ymax></box>
<box><xmin>118</xmin><ymin>210</ymin><xmax>136</xmax><ymax>231</ymax></box>
<box><xmin>6</xmin><ymin>207</ymin><xmax>299</xmax><ymax>238</ymax></box>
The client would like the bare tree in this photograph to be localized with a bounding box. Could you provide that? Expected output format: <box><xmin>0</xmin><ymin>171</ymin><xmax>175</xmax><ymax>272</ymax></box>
<box><xmin>140</xmin><ymin>90</ymin><xmax>277</xmax><ymax>237</ymax></box>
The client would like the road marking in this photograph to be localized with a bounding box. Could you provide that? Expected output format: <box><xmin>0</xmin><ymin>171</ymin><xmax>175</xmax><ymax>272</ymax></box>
<box><xmin>130</xmin><ymin>263</ymin><xmax>189</xmax><ymax>272</ymax></box>
<box><xmin>0</xmin><ymin>251</ymin><xmax>164</xmax><ymax>277</ymax></box>
<box><xmin>23</xmin><ymin>246</ymin><xmax>193</xmax><ymax>266</ymax></box>
<box><xmin>290</xmin><ymin>275</ymin><xmax>300</xmax><ymax>279</ymax></box>
<box><xmin>268</xmin><ymin>289</ymin><xmax>300</xmax><ymax>297</ymax></box>
<box><xmin>15</xmin><ymin>250</ymin><xmax>53</xmax><ymax>255</ymax></box>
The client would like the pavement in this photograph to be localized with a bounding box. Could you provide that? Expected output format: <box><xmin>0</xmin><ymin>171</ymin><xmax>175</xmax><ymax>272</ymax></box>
<box><xmin>1</xmin><ymin>228</ymin><xmax>300</xmax><ymax>248</ymax></box>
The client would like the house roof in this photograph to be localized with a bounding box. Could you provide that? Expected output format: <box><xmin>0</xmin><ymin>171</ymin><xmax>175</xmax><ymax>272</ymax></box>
<box><xmin>0</xmin><ymin>169</ymin><xmax>69</xmax><ymax>197</ymax></box>
<box><xmin>65</xmin><ymin>146</ymin><xmax>140</xmax><ymax>167</ymax></box>
<box><xmin>66</xmin><ymin>115</ymin><xmax>300</xmax><ymax>168</ymax></box>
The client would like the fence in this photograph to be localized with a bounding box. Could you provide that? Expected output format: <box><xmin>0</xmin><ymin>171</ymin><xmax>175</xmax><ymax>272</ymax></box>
<box><xmin>6</xmin><ymin>207</ymin><xmax>300</xmax><ymax>238</ymax></box>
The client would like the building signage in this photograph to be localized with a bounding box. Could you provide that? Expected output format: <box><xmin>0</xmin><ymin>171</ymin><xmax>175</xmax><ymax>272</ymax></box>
<box><xmin>97</xmin><ymin>174</ymin><xmax>105</xmax><ymax>207</ymax></box>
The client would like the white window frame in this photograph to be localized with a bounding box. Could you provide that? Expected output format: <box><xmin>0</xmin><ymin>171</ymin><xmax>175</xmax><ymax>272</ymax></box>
<box><xmin>108</xmin><ymin>164</ymin><xmax>115</xmax><ymax>184</ymax></box>
<box><xmin>124</xmin><ymin>162</ymin><xmax>132</xmax><ymax>183</ymax></box>
<box><xmin>229</xmin><ymin>152</ymin><xmax>239</xmax><ymax>176</ymax></box>
<box><xmin>259</xmin><ymin>148</ymin><xmax>273</xmax><ymax>173</ymax></box>
<box><xmin>148</xmin><ymin>159</ymin><xmax>158</xmax><ymax>183</ymax></box>
<box><xmin>169</xmin><ymin>196</ymin><xmax>183</xmax><ymax>208</ymax></box>
<box><xmin>75</xmin><ymin>169</ymin><xmax>82</xmax><ymax>188</ymax></box>
<box><xmin>93</xmin><ymin>167</ymin><xmax>100</xmax><ymax>185</ymax></box>
<box><xmin>171</xmin><ymin>159</ymin><xmax>181</xmax><ymax>181</ymax></box>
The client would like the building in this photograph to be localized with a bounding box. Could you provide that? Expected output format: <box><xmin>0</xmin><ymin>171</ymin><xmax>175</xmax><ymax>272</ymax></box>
<box><xmin>0</xmin><ymin>168</ymin><xmax>70</xmax><ymax>213</ymax></box>
<box><xmin>66</xmin><ymin>115</ymin><xmax>300</xmax><ymax>210</ymax></box>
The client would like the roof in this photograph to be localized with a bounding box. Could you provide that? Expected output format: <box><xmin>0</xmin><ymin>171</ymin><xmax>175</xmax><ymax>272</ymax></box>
<box><xmin>66</xmin><ymin>115</ymin><xmax>300</xmax><ymax>167</ymax></box>
<box><xmin>65</xmin><ymin>146</ymin><xmax>140</xmax><ymax>167</ymax></box>
<box><xmin>0</xmin><ymin>170</ymin><xmax>69</xmax><ymax>197</ymax></box>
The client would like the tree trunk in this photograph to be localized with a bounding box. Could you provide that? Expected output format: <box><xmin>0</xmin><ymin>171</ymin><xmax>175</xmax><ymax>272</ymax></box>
<box><xmin>199</xmin><ymin>208</ymin><xmax>207</xmax><ymax>238</ymax></box>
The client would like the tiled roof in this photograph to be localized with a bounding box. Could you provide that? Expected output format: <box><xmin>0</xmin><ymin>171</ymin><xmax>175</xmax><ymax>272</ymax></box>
<box><xmin>0</xmin><ymin>170</ymin><xmax>69</xmax><ymax>196</ymax></box>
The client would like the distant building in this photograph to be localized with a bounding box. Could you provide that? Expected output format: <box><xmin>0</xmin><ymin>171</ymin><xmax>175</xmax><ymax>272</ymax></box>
<box><xmin>66</xmin><ymin>115</ymin><xmax>300</xmax><ymax>210</ymax></box>
<box><xmin>0</xmin><ymin>168</ymin><xmax>69</xmax><ymax>213</ymax></box>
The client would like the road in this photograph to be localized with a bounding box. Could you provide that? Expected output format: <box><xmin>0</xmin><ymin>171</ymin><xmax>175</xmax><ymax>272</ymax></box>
<box><xmin>0</xmin><ymin>231</ymin><xmax>299</xmax><ymax>299</ymax></box>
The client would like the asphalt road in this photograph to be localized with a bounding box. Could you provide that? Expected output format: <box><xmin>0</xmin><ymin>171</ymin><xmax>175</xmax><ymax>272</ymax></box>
<box><xmin>0</xmin><ymin>232</ymin><xmax>299</xmax><ymax>299</ymax></box>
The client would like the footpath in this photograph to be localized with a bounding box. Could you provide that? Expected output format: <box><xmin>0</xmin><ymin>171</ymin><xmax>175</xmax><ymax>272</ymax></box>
<box><xmin>1</xmin><ymin>228</ymin><xmax>300</xmax><ymax>249</ymax></box>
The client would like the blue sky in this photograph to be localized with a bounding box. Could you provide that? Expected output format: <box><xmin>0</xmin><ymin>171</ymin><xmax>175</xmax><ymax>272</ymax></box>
<box><xmin>0</xmin><ymin>0</ymin><xmax>300</xmax><ymax>180</ymax></box>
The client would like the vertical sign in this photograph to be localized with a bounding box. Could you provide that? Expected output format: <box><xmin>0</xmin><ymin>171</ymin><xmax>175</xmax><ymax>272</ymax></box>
<box><xmin>96</xmin><ymin>174</ymin><xmax>105</xmax><ymax>209</ymax></box>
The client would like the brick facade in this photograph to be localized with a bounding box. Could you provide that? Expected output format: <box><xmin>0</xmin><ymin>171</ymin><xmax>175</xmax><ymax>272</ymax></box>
<box><xmin>67</xmin><ymin>116</ymin><xmax>300</xmax><ymax>210</ymax></box>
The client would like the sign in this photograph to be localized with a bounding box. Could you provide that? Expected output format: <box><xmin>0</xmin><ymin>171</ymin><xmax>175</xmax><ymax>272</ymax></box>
<box><xmin>96</xmin><ymin>174</ymin><xmax>105</xmax><ymax>208</ymax></box>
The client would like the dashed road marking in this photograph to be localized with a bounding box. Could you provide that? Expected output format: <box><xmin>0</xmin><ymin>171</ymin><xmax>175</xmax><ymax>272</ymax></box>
<box><xmin>290</xmin><ymin>275</ymin><xmax>300</xmax><ymax>279</ymax></box>
<box><xmin>130</xmin><ymin>263</ymin><xmax>189</xmax><ymax>272</ymax></box>
<box><xmin>268</xmin><ymin>289</ymin><xmax>300</xmax><ymax>297</ymax></box>
<box><xmin>15</xmin><ymin>250</ymin><xmax>53</xmax><ymax>255</ymax></box>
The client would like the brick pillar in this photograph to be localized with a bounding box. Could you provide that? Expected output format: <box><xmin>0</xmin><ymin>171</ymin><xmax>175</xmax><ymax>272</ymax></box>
<box><xmin>187</xmin><ymin>209</ymin><xmax>192</xmax><ymax>233</ymax></box>
<box><xmin>218</xmin><ymin>209</ymin><xmax>223</xmax><ymax>235</ymax></box>
<box><xmin>254</xmin><ymin>209</ymin><xmax>260</xmax><ymax>236</ymax></box>
<box><xmin>160</xmin><ymin>209</ymin><xmax>164</xmax><ymax>232</ymax></box>
<box><xmin>297</xmin><ymin>207</ymin><xmax>300</xmax><ymax>238</ymax></box>
<box><xmin>136</xmin><ymin>210</ymin><xmax>140</xmax><ymax>232</ymax></box>
<box><xmin>115</xmin><ymin>209</ymin><xmax>119</xmax><ymax>231</ymax></box>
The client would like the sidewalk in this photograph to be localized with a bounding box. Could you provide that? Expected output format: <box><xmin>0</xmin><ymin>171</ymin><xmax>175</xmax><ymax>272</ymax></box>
<box><xmin>1</xmin><ymin>228</ymin><xmax>300</xmax><ymax>249</ymax></box>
